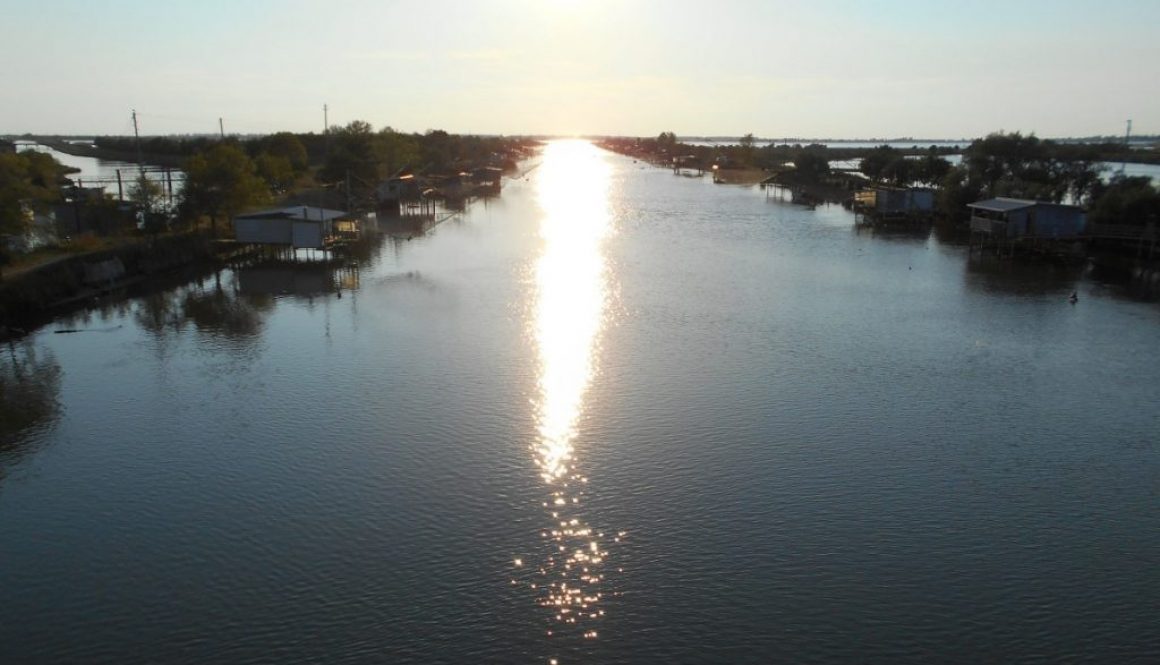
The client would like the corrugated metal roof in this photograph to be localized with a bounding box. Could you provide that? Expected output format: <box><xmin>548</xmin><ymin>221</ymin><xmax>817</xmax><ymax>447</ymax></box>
<box><xmin>965</xmin><ymin>196</ymin><xmax>1039</xmax><ymax>211</ymax></box>
<box><xmin>966</xmin><ymin>197</ymin><xmax>1037</xmax><ymax>212</ymax></box>
<box><xmin>235</xmin><ymin>206</ymin><xmax>348</xmax><ymax>222</ymax></box>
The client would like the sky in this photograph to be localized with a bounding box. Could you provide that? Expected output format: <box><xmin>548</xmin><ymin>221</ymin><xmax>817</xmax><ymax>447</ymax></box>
<box><xmin>3</xmin><ymin>0</ymin><xmax>1159</xmax><ymax>139</ymax></box>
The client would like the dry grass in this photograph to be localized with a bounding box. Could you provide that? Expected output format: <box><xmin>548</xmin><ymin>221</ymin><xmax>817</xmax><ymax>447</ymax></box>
<box><xmin>2</xmin><ymin>235</ymin><xmax>125</xmax><ymax>280</ymax></box>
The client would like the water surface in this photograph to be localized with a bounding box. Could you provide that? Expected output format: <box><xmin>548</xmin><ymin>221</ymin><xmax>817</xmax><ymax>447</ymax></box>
<box><xmin>2</xmin><ymin>141</ymin><xmax>1158</xmax><ymax>664</ymax></box>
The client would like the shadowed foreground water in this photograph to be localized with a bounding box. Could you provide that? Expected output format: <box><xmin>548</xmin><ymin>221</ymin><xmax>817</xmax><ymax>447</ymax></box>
<box><xmin>2</xmin><ymin>141</ymin><xmax>1158</xmax><ymax>664</ymax></box>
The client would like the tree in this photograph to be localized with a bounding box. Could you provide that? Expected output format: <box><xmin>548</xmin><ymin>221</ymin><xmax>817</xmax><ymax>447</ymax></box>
<box><xmin>180</xmin><ymin>144</ymin><xmax>269</xmax><ymax>236</ymax></box>
<box><xmin>792</xmin><ymin>147</ymin><xmax>830</xmax><ymax>181</ymax></box>
<box><xmin>262</xmin><ymin>132</ymin><xmax>309</xmax><ymax>174</ymax></box>
<box><xmin>0</xmin><ymin>154</ymin><xmax>33</xmax><ymax>236</ymax></box>
<box><xmin>318</xmin><ymin>120</ymin><xmax>380</xmax><ymax>192</ymax></box>
<box><xmin>1058</xmin><ymin>160</ymin><xmax>1104</xmax><ymax>206</ymax></box>
<box><xmin>255</xmin><ymin>153</ymin><xmax>296</xmax><ymax>194</ymax></box>
<box><xmin>739</xmin><ymin>133</ymin><xmax>756</xmax><ymax>167</ymax></box>
<box><xmin>128</xmin><ymin>173</ymin><xmax>168</xmax><ymax>234</ymax></box>
<box><xmin>859</xmin><ymin>145</ymin><xmax>900</xmax><ymax>183</ymax></box>
<box><xmin>916</xmin><ymin>148</ymin><xmax>952</xmax><ymax>185</ymax></box>
<box><xmin>881</xmin><ymin>157</ymin><xmax>915</xmax><ymax>186</ymax></box>
<box><xmin>0</xmin><ymin>151</ymin><xmax>65</xmax><ymax>236</ymax></box>
<box><xmin>937</xmin><ymin>166</ymin><xmax>982</xmax><ymax>222</ymax></box>
<box><xmin>377</xmin><ymin>128</ymin><xmax>420</xmax><ymax>176</ymax></box>
<box><xmin>419</xmin><ymin>129</ymin><xmax>454</xmax><ymax>173</ymax></box>
<box><xmin>949</xmin><ymin>131</ymin><xmax>1102</xmax><ymax>207</ymax></box>
<box><xmin>1088</xmin><ymin>176</ymin><xmax>1160</xmax><ymax>227</ymax></box>
<box><xmin>964</xmin><ymin>132</ymin><xmax>1049</xmax><ymax>193</ymax></box>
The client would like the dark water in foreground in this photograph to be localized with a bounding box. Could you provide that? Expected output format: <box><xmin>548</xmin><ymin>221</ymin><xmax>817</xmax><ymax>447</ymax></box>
<box><xmin>2</xmin><ymin>142</ymin><xmax>1158</xmax><ymax>664</ymax></box>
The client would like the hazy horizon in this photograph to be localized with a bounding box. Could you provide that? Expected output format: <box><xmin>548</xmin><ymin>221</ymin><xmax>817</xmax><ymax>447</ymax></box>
<box><xmin>8</xmin><ymin>132</ymin><xmax>1155</xmax><ymax>143</ymax></box>
<box><xmin>4</xmin><ymin>0</ymin><xmax>1158</xmax><ymax>138</ymax></box>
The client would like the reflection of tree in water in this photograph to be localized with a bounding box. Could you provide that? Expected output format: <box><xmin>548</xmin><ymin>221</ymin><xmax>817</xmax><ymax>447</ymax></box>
<box><xmin>134</xmin><ymin>289</ymin><xmax>188</xmax><ymax>335</ymax></box>
<box><xmin>182</xmin><ymin>273</ymin><xmax>274</xmax><ymax>339</ymax></box>
<box><xmin>0</xmin><ymin>340</ymin><xmax>62</xmax><ymax>475</ymax></box>
<box><xmin>130</xmin><ymin>271</ymin><xmax>275</xmax><ymax>341</ymax></box>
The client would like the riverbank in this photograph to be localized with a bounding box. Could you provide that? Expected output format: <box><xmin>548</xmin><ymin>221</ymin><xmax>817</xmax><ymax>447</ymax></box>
<box><xmin>0</xmin><ymin>233</ymin><xmax>218</xmax><ymax>331</ymax></box>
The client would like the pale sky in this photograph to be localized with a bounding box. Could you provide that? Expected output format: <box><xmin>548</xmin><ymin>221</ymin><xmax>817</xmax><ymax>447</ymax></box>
<box><xmin>4</xmin><ymin>0</ymin><xmax>1158</xmax><ymax>138</ymax></box>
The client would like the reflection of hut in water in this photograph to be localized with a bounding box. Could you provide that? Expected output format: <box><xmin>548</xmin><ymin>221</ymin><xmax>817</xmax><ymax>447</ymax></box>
<box><xmin>380</xmin><ymin>213</ymin><xmax>437</xmax><ymax>238</ymax></box>
<box><xmin>965</xmin><ymin>252</ymin><xmax>1083</xmax><ymax>296</ymax></box>
<box><xmin>237</xmin><ymin>261</ymin><xmax>359</xmax><ymax>299</ymax></box>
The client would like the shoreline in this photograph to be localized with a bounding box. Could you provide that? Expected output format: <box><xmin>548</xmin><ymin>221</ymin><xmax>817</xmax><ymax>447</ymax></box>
<box><xmin>35</xmin><ymin>139</ymin><xmax>186</xmax><ymax>168</ymax></box>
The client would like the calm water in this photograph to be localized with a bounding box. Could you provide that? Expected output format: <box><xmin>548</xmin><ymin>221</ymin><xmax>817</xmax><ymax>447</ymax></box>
<box><xmin>2</xmin><ymin>142</ymin><xmax>1159</xmax><ymax>664</ymax></box>
<box><xmin>16</xmin><ymin>141</ymin><xmax>184</xmax><ymax>198</ymax></box>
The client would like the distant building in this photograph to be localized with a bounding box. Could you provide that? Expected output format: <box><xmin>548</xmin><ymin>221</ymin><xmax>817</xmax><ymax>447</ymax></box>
<box><xmin>854</xmin><ymin>187</ymin><xmax>935</xmax><ymax>215</ymax></box>
<box><xmin>472</xmin><ymin>166</ymin><xmax>503</xmax><ymax>194</ymax></box>
<box><xmin>376</xmin><ymin>173</ymin><xmax>421</xmax><ymax>216</ymax></box>
<box><xmin>233</xmin><ymin>206</ymin><xmax>353</xmax><ymax>249</ymax></box>
<box><xmin>967</xmin><ymin>198</ymin><xmax>1086</xmax><ymax>239</ymax></box>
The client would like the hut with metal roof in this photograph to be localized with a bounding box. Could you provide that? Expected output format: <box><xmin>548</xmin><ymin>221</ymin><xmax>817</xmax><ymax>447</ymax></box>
<box><xmin>233</xmin><ymin>206</ymin><xmax>352</xmax><ymax>249</ymax></box>
<box><xmin>967</xmin><ymin>198</ymin><xmax>1086</xmax><ymax>239</ymax></box>
<box><xmin>853</xmin><ymin>186</ymin><xmax>935</xmax><ymax>226</ymax></box>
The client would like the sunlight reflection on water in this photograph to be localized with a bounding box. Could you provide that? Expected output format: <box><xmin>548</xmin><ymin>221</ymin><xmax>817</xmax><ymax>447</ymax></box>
<box><xmin>520</xmin><ymin>140</ymin><xmax>616</xmax><ymax>660</ymax></box>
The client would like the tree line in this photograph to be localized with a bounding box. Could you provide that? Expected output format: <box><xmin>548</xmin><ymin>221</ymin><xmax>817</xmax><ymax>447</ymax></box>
<box><xmin>605</xmin><ymin>131</ymin><xmax>1160</xmax><ymax>227</ymax></box>
<box><xmin>97</xmin><ymin>124</ymin><xmax>530</xmax><ymax>234</ymax></box>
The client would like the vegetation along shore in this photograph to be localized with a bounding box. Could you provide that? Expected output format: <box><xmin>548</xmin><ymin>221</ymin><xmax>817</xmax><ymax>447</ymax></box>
<box><xmin>4</xmin><ymin>127</ymin><xmax>1160</xmax><ymax>331</ymax></box>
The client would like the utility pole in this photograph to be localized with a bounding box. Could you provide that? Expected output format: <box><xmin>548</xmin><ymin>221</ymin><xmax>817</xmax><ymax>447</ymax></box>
<box><xmin>1121</xmin><ymin>119</ymin><xmax>1132</xmax><ymax>175</ymax></box>
<box><xmin>324</xmin><ymin>104</ymin><xmax>329</xmax><ymax>134</ymax></box>
<box><xmin>219</xmin><ymin>117</ymin><xmax>225</xmax><ymax>140</ymax></box>
<box><xmin>131</xmin><ymin>109</ymin><xmax>145</xmax><ymax>179</ymax></box>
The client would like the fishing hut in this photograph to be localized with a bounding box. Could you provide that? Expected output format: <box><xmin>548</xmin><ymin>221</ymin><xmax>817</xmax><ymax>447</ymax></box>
<box><xmin>473</xmin><ymin>166</ymin><xmax>503</xmax><ymax>195</ymax></box>
<box><xmin>672</xmin><ymin>155</ymin><xmax>705</xmax><ymax>176</ymax></box>
<box><xmin>853</xmin><ymin>187</ymin><xmax>935</xmax><ymax>227</ymax></box>
<box><xmin>232</xmin><ymin>206</ymin><xmax>362</xmax><ymax>260</ymax></box>
<box><xmin>967</xmin><ymin>198</ymin><xmax>1086</xmax><ymax>257</ymax></box>
<box><xmin>376</xmin><ymin>173</ymin><xmax>421</xmax><ymax>217</ymax></box>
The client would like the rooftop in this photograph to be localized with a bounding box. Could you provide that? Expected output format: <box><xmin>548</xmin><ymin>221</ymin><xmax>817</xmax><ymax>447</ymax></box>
<box><xmin>235</xmin><ymin>206</ymin><xmax>349</xmax><ymax>222</ymax></box>
<box><xmin>966</xmin><ymin>197</ymin><xmax>1038</xmax><ymax>213</ymax></box>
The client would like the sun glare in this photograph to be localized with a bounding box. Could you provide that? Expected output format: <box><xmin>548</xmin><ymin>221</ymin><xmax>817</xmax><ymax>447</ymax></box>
<box><xmin>532</xmin><ymin>140</ymin><xmax>612</xmax><ymax>482</ymax></box>
<box><xmin>523</xmin><ymin>140</ymin><xmax>615</xmax><ymax>647</ymax></box>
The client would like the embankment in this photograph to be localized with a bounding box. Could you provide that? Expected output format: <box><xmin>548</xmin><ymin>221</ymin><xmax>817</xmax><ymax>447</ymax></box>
<box><xmin>0</xmin><ymin>234</ymin><xmax>216</xmax><ymax>326</ymax></box>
